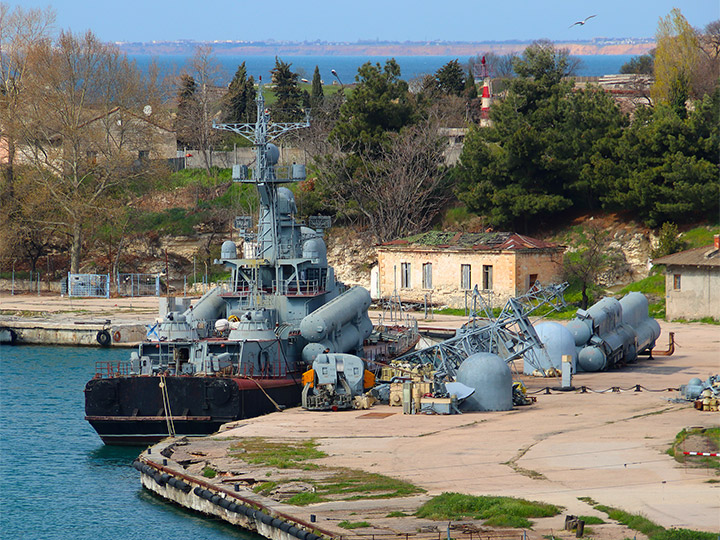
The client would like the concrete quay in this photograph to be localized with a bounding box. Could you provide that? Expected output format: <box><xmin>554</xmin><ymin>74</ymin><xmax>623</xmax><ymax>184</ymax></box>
<box><xmin>0</xmin><ymin>292</ymin><xmax>159</xmax><ymax>346</ymax></box>
<box><xmin>136</xmin><ymin>320</ymin><xmax>719</xmax><ymax>540</ymax></box>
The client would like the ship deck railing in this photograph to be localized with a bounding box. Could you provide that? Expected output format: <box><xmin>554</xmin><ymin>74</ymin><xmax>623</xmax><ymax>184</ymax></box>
<box><xmin>94</xmin><ymin>361</ymin><xmax>131</xmax><ymax>378</ymax></box>
<box><xmin>273</xmin><ymin>278</ymin><xmax>325</xmax><ymax>297</ymax></box>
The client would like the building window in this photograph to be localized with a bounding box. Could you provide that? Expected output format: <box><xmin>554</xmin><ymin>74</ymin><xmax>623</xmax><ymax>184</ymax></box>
<box><xmin>482</xmin><ymin>265</ymin><xmax>493</xmax><ymax>290</ymax></box>
<box><xmin>138</xmin><ymin>149</ymin><xmax>150</xmax><ymax>160</ymax></box>
<box><xmin>673</xmin><ymin>274</ymin><xmax>681</xmax><ymax>290</ymax></box>
<box><xmin>401</xmin><ymin>263</ymin><xmax>411</xmax><ymax>289</ymax></box>
<box><xmin>422</xmin><ymin>263</ymin><xmax>432</xmax><ymax>289</ymax></box>
<box><xmin>461</xmin><ymin>264</ymin><xmax>472</xmax><ymax>290</ymax></box>
<box><xmin>528</xmin><ymin>274</ymin><xmax>538</xmax><ymax>290</ymax></box>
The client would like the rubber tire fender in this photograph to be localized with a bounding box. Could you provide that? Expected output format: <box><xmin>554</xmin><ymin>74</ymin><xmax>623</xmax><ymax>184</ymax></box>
<box><xmin>96</xmin><ymin>330</ymin><xmax>111</xmax><ymax>347</ymax></box>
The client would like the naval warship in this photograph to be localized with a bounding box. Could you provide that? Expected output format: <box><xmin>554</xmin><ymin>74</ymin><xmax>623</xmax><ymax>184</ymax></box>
<box><xmin>84</xmin><ymin>85</ymin><xmax>419</xmax><ymax>445</ymax></box>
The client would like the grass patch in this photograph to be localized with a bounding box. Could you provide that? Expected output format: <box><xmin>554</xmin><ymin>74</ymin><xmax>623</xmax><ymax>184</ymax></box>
<box><xmin>338</xmin><ymin>521</ymin><xmax>371</xmax><ymax>529</ymax></box>
<box><xmin>578</xmin><ymin>515</ymin><xmax>605</xmax><ymax>524</ymax></box>
<box><xmin>680</xmin><ymin>225</ymin><xmax>720</xmax><ymax>249</ymax></box>
<box><xmin>230</xmin><ymin>438</ymin><xmax>326</xmax><ymax>469</ymax></box>
<box><xmin>577</xmin><ymin>496</ymin><xmax>598</xmax><ymax>505</ymax></box>
<box><xmin>386</xmin><ymin>511</ymin><xmax>409</xmax><ymax>517</ymax></box>
<box><xmin>593</xmin><ymin>504</ymin><xmax>717</xmax><ymax>540</ymax></box>
<box><xmin>229</xmin><ymin>438</ymin><xmax>424</xmax><ymax>503</ymax></box>
<box><xmin>202</xmin><ymin>466</ymin><xmax>217</xmax><ymax>478</ymax></box>
<box><xmin>286</xmin><ymin>492</ymin><xmax>325</xmax><ymax>506</ymax></box>
<box><xmin>415</xmin><ymin>492</ymin><xmax>561</xmax><ymax>528</ymax></box>
<box><xmin>252</xmin><ymin>481</ymin><xmax>277</xmax><ymax>495</ymax></box>
<box><xmin>314</xmin><ymin>467</ymin><xmax>424</xmax><ymax>500</ymax></box>
<box><xmin>667</xmin><ymin>427</ymin><xmax>720</xmax><ymax>471</ymax></box>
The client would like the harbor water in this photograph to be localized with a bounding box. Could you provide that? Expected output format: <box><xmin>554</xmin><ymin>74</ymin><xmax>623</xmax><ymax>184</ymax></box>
<box><xmin>131</xmin><ymin>53</ymin><xmax>636</xmax><ymax>85</ymax></box>
<box><xmin>0</xmin><ymin>345</ymin><xmax>261</xmax><ymax>540</ymax></box>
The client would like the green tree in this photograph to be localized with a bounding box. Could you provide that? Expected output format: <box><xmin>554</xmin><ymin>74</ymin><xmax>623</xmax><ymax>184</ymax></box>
<box><xmin>603</xmin><ymin>89</ymin><xmax>720</xmax><ymax>226</ymax></box>
<box><xmin>620</xmin><ymin>52</ymin><xmax>655</xmax><ymax>74</ymax></box>
<box><xmin>330</xmin><ymin>58</ymin><xmax>415</xmax><ymax>156</ymax></box>
<box><xmin>464</xmin><ymin>67</ymin><xmax>477</xmax><ymax>99</ymax></box>
<box><xmin>223</xmin><ymin>62</ymin><xmax>256</xmax><ymax>123</ymax></box>
<box><xmin>310</xmin><ymin>64</ymin><xmax>323</xmax><ymax>109</ymax></box>
<box><xmin>175</xmin><ymin>73</ymin><xmax>197</xmax><ymax>148</ymax></box>
<box><xmin>651</xmin><ymin>222</ymin><xmax>685</xmax><ymax>258</ymax></box>
<box><xmin>270</xmin><ymin>57</ymin><xmax>302</xmax><ymax>122</ymax></box>
<box><xmin>652</xmin><ymin>8</ymin><xmax>700</xmax><ymax>106</ymax></box>
<box><xmin>435</xmin><ymin>59</ymin><xmax>465</xmax><ymax>96</ymax></box>
<box><xmin>454</xmin><ymin>41</ymin><xmax>623</xmax><ymax>231</ymax></box>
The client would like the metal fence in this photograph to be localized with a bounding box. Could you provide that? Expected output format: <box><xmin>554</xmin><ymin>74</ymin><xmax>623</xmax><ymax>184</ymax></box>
<box><xmin>67</xmin><ymin>273</ymin><xmax>110</xmax><ymax>298</ymax></box>
<box><xmin>117</xmin><ymin>273</ymin><xmax>160</xmax><ymax>297</ymax></box>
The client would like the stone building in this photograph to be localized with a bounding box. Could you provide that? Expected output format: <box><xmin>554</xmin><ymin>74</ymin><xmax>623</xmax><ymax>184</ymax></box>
<box><xmin>652</xmin><ymin>235</ymin><xmax>720</xmax><ymax>321</ymax></box>
<box><xmin>375</xmin><ymin>231</ymin><xmax>565</xmax><ymax>308</ymax></box>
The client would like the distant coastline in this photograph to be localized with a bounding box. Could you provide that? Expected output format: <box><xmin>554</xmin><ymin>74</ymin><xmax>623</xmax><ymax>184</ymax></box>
<box><xmin>115</xmin><ymin>39</ymin><xmax>655</xmax><ymax>57</ymax></box>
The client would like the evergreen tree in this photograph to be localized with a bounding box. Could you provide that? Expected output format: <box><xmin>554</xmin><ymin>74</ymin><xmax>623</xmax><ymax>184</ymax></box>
<box><xmin>175</xmin><ymin>74</ymin><xmax>198</xmax><ymax>148</ymax></box>
<box><xmin>435</xmin><ymin>59</ymin><xmax>465</xmax><ymax>96</ymax></box>
<box><xmin>224</xmin><ymin>62</ymin><xmax>256</xmax><ymax>123</ymax></box>
<box><xmin>464</xmin><ymin>67</ymin><xmax>477</xmax><ymax>99</ymax></box>
<box><xmin>454</xmin><ymin>41</ymin><xmax>622</xmax><ymax>231</ymax></box>
<box><xmin>330</xmin><ymin>59</ymin><xmax>415</xmax><ymax>156</ymax></box>
<box><xmin>310</xmin><ymin>65</ymin><xmax>323</xmax><ymax>109</ymax></box>
<box><xmin>270</xmin><ymin>57</ymin><xmax>303</xmax><ymax>122</ymax></box>
<box><xmin>620</xmin><ymin>52</ymin><xmax>655</xmax><ymax>74</ymax></box>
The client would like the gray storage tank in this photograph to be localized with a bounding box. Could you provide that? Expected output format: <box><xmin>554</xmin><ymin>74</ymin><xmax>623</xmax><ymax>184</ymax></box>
<box><xmin>456</xmin><ymin>352</ymin><xmax>513</xmax><ymax>411</ymax></box>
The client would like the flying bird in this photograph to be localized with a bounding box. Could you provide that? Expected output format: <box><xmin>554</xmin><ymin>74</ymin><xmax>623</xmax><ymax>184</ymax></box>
<box><xmin>569</xmin><ymin>14</ymin><xmax>597</xmax><ymax>28</ymax></box>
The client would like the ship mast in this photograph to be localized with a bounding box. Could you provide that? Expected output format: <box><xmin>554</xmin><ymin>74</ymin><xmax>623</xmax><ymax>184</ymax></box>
<box><xmin>213</xmin><ymin>83</ymin><xmax>309</xmax><ymax>287</ymax></box>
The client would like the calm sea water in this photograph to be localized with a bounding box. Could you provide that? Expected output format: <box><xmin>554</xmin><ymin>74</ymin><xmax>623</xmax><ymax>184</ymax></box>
<box><xmin>131</xmin><ymin>54</ymin><xmax>635</xmax><ymax>85</ymax></box>
<box><xmin>0</xmin><ymin>345</ymin><xmax>260</xmax><ymax>540</ymax></box>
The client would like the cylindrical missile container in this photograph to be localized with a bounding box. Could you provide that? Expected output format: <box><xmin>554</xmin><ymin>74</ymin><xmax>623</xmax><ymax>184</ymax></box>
<box><xmin>566</xmin><ymin>318</ymin><xmax>592</xmax><ymax>347</ymax></box>
<box><xmin>300</xmin><ymin>286</ymin><xmax>373</xmax><ymax>363</ymax></box>
<box><xmin>620</xmin><ymin>292</ymin><xmax>661</xmax><ymax>353</ymax></box>
<box><xmin>577</xmin><ymin>345</ymin><xmax>607</xmax><ymax>372</ymax></box>
<box><xmin>456</xmin><ymin>352</ymin><xmax>513</xmax><ymax>411</ymax></box>
<box><xmin>300</xmin><ymin>286</ymin><xmax>372</xmax><ymax>342</ymax></box>
<box><xmin>529</xmin><ymin>322</ymin><xmax>577</xmax><ymax>374</ymax></box>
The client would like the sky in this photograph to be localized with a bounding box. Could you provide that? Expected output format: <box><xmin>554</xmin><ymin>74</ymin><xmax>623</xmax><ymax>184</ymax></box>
<box><xmin>5</xmin><ymin>0</ymin><xmax>719</xmax><ymax>43</ymax></box>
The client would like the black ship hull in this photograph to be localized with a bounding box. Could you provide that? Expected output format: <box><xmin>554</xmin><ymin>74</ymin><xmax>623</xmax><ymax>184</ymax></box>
<box><xmin>85</xmin><ymin>375</ymin><xmax>302</xmax><ymax>445</ymax></box>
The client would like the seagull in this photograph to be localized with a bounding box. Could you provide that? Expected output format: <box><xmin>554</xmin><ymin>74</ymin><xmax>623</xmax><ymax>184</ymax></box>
<box><xmin>569</xmin><ymin>14</ymin><xmax>596</xmax><ymax>28</ymax></box>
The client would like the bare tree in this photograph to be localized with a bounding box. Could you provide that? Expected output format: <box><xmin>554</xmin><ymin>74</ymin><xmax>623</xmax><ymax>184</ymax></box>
<box><xmin>0</xmin><ymin>3</ymin><xmax>55</xmax><ymax>193</ymax></box>
<box><xmin>175</xmin><ymin>45</ymin><xmax>223</xmax><ymax>173</ymax></box>
<box><xmin>316</xmin><ymin>111</ymin><xmax>453</xmax><ymax>243</ymax></box>
<box><xmin>563</xmin><ymin>225</ymin><xmax>623</xmax><ymax>309</ymax></box>
<box><xmin>17</xmin><ymin>30</ymin><xmax>164</xmax><ymax>273</ymax></box>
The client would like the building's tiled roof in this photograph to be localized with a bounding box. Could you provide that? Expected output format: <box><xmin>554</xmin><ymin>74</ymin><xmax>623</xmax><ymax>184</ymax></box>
<box><xmin>381</xmin><ymin>231</ymin><xmax>562</xmax><ymax>251</ymax></box>
<box><xmin>652</xmin><ymin>245</ymin><xmax>720</xmax><ymax>267</ymax></box>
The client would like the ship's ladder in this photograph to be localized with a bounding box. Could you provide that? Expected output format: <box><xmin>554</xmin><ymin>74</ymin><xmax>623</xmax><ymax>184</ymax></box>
<box><xmin>159</xmin><ymin>374</ymin><xmax>176</xmax><ymax>437</ymax></box>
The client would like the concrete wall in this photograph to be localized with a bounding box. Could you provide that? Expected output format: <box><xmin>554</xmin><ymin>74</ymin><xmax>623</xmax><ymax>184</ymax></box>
<box><xmin>184</xmin><ymin>146</ymin><xmax>307</xmax><ymax>169</ymax></box>
<box><xmin>377</xmin><ymin>248</ymin><xmax>563</xmax><ymax>308</ymax></box>
<box><xmin>664</xmin><ymin>266</ymin><xmax>720</xmax><ymax>321</ymax></box>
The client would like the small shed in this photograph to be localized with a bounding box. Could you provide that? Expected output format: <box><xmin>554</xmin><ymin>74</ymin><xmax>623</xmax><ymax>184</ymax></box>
<box><xmin>652</xmin><ymin>235</ymin><xmax>720</xmax><ymax>321</ymax></box>
<box><xmin>376</xmin><ymin>231</ymin><xmax>565</xmax><ymax>309</ymax></box>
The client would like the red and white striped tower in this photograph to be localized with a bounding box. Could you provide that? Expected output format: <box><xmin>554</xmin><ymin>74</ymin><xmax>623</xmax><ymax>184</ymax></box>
<box><xmin>480</xmin><ymin>56</ymin><xmax>493</xmax><ymax>127</ymax></box>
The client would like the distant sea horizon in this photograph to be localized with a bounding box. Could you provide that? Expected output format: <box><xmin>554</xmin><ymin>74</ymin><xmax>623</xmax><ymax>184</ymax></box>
<box><xmin>130</xmin><ymin>54</ymin><xmax>638</xmax><ymax>85</ymax></box>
